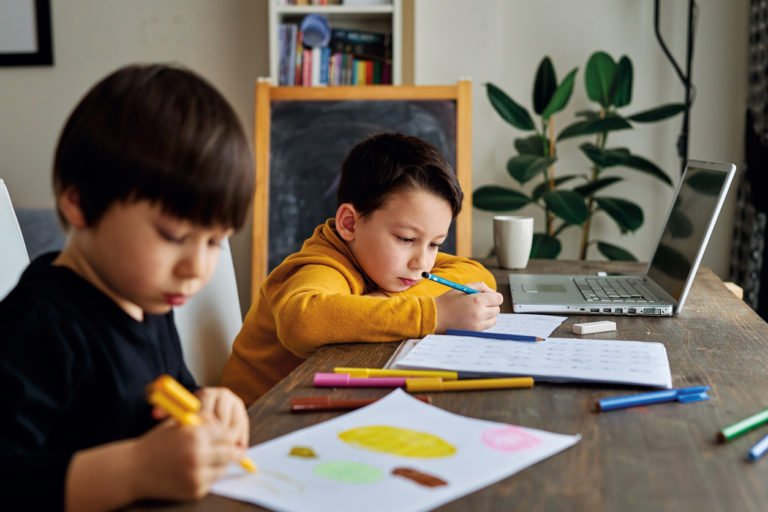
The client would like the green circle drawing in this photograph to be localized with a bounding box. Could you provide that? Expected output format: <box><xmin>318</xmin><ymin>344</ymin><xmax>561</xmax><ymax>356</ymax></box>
<box><xmin>313</xmin><ymin>460</ymin><xmax>384</xmax><ymax>484</ymax></box>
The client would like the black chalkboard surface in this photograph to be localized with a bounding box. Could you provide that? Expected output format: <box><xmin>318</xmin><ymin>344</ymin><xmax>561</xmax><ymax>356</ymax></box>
<box><xmin>250</xmin><ymin>82</ymin><xmax>473</xmax><ymax>298</ymax></box>
<box><xmin>268</xmin><ymin>99</ymin><xmax>458</xmax><ymax>272</ymax></box>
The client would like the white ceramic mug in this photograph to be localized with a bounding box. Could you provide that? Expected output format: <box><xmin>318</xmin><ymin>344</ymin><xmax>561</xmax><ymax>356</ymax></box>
<box><xmin>493</xmin><ymin>216</ymin><xmax>534</xmax><ymax>269</ymax></box>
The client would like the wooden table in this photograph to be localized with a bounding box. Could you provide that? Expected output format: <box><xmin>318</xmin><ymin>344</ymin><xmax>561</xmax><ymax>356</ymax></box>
<box><xmin>134</xmin><ymin>260</ymin><xmax>768</xmax><ymax>512</ymax></box>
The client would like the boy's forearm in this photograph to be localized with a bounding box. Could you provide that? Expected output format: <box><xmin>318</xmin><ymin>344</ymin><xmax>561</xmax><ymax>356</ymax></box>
<box><xmin>66</xmin><ymin>439</ymin><xmax>140</xmax><ymax>512</ymax></box>
<box><xmin>276</xmin><ymin>293</ymin><xmax>436</xmax><ymax>356</ymax></box>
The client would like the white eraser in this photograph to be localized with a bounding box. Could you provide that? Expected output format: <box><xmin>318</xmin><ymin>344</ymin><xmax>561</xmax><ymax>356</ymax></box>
<box><xmin>571</xmin><ymin>320</ymin><xmax>616</xmax><ymax>335</ymax></box>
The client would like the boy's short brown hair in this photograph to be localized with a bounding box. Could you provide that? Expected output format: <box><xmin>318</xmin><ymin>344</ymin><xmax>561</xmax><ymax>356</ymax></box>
<box><xmin>53</xmin><ymin>63</ymin><xmax>254</xmax><ymax>230</ymax></box>
<box><xmin>337</xmin><ymin>132</ymin><xmax>463</xmax><ymax>218</ymax></box>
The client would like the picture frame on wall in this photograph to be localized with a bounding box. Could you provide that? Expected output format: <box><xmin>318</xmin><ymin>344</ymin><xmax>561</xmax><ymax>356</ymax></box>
<box><xmin>0</xmin><ymin>0</ymin><xmax>53</xmax><ymax>67</ymax></box>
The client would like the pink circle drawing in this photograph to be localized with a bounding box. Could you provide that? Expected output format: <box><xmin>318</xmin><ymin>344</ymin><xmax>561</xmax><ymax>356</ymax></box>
<box><xmin>481</xmin><ymin>426</ymin><xmax>542</xmax><ymax>452</ymax></box>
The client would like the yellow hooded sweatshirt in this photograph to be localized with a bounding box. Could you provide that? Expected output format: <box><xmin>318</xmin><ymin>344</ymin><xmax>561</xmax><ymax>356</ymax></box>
<box><xmin>221</xmin><ymin>219</ymin><xmax>496</xmax><ymax>406</ymax></box>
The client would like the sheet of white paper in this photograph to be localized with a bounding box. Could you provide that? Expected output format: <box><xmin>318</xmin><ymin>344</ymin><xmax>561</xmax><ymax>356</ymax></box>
<box><xmin>383</xmin><ymin>314</ymin><xmax>566</xmax><ymax>369</ymax></box>
<box><xmin>211</xmin><ymin>390</ymin><xmax>580</xmax><ymax>512</ymax></box>
<box><xmin>483</xmin><ymin>313</ymin><xmax>567</xmax><ymax>337</ymax></box>
<box><xmin>394</xmin><ymin>335</ymin><xmax>672</xmax><ymax>388</ymax></box>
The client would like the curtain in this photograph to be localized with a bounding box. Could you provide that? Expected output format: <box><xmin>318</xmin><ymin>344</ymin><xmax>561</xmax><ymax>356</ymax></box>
<box><xmin>729</xmin><ymin>0</ymin><xmax>768</xmax><ymax>315</ymax></box>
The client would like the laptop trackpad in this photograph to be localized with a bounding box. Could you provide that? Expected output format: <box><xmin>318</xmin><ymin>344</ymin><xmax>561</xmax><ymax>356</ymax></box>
<box><xmin>522</xmin><ymin>283</ymin><xmax>568</xmax><ymax>293</ymax></box>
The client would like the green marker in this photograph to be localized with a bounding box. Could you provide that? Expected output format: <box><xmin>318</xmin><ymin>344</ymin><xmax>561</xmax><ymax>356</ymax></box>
<box><xmin>717</xmin><ymin>408</ymin><xmax>768</xmax><ymax>442</ymax></box>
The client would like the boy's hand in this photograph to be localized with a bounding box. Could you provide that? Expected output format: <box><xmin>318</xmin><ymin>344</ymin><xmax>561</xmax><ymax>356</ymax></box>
<box><xmin>434</xmin><ymin>282</ymin><xmax>503</xmax><ymax>333</ymax></box>
<box><xmin>132</xmin><ymin>414</ymin><xmax>244</xmax><ymax>501</ymax></box>
<box><xmin>197</xmin><ymin>386</ymin><xmax>250</xmax><ymax>450</ymax></box>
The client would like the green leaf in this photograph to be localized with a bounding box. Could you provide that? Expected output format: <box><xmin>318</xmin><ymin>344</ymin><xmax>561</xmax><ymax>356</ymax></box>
<box><xmin>622</xmin><ymin>154</ymin><xmax>673</xmax><ymax>186</ymax></box>
<box><xmin>628</xmin><ymin>103</ymin><xmax>686</xmax><ymax>123</ymax></box>
<box><xmin>542</xmin><ymin>67</ymin><xmax>578</xmax><ymax>119</ymax></box>
<box><xmin>507</xmin><ymin>155</ymin><xmax>557</xmax><ymax>185</ymax></box>
<box><xmin>684</xmin><ymin>169</ymin><xmax>728</xmax><ymax>195</ymax></box>
<box><xmin>596</xmin><ymin>241</ymin><xmax>637</xmax><ymax>261</ymax></box>
<box><xmin>486</xmin><ymin>82</ymin><xmax>535</xmax><ymax>131</ymax></box>
<box><xmin>532</xmin><ymin>174</ymin><xmax>581</xmax><ymax>201</ymax></box>
<box><xmin>595</xmin><ymin>197</ymin><xmax>644</xmax><ymax>232</ymax></box>
<box><xmin>515</xmin><ymin>134</ymin><xmax>549</xmax><ymax>156</ymax></box>
<box><xmin>531</xmin><ymin>233</ymin><xmax>562</xmax><ymax>258</ymax></box>
<box><xmin>542</xmin><ymin>190</ymin><xmax>588</xmax><ymax>225</ymax></box>
<box><xmin>573</xmin><ymin>177</ymin><xmax>623</xmax><ymax>197</ymax></box>
<box><xmin>473</xmin><ymin>186</ymin><xmax>531</xmax><ymax>211</ymax></box>
<box><xmin>585</xmin><ymin>51</ymin><xmax>617</xmax><ymax>107</ymax></box>
<box><xmin>579</xmin><ymin>143</ymin><xmax>631</xmax><ymax>167</ymax></box>
<box><xmin>575</xmin><ymin>109</ymin><xmax>601</xmax><ymax>120</ymax></box>
<box><xmin>557</xmin><ymin>116</ymin><xmax>633</xmax><ymax>141</ymax></box>
<box><xmin>533</xmin><ymin>57</ymin><xmax>557</xmax><ymax>115</ymax></box>
<box><xmin>611</xmin><ymin>56</ymin><xmax>633</xmax><ymax>107</ymax></box>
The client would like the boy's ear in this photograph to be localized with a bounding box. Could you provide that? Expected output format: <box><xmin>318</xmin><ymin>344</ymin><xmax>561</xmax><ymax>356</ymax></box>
<box><xmin>57</xmin><ymin>186</ymin><xmax>87</xmax><ymax>229</ymax></box>
<box><xmin>335</xmin><ymin>203</ymin><xmax>359</xmax><ymax>242</ymax></box>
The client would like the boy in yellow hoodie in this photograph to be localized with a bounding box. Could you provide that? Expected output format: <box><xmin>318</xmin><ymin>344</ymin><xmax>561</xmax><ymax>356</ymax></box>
<box><xmin>222</xmin><ymin>133</ymin><xmax>502</xmax><ymax>405</ymax></box>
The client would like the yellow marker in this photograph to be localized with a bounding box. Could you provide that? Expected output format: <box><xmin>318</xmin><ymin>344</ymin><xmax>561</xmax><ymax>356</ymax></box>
<box><xmin>333</xmin><ymin>367</ymin><xmax>458</xmax><ymax>380</ymax></box>
<box><xmin>147</xmin><ymin>375</ymin><xmax>257</xmax><ymax>473</ymax></box>
<box><xmin>405</xmin><ymin>377</ymin><xmax>534</xmax><ymax>392</ymax></box>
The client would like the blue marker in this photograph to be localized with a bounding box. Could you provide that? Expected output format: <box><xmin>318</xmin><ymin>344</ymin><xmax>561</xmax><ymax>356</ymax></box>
<box><xmin>748</xmin><ymin>433</ymin><xmax>768</xmax><ymax>461</ymax></box>
<box><xmin>445</xmin><ymin>329</ymin><xmax>543</xmax><ymax>342</ymax></box>
<box><xmin>421</xmin><ymin>271</ymin><xmax>478</xmax><ymax>294</ymax></box>
<box><xmin>596</xmin><ymin>385</ymin><xmax>710</xmax><ymax>412</ymax></box>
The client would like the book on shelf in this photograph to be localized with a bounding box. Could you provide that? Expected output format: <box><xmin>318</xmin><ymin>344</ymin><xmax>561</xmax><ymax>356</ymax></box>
<box><xmin>276</xmin><ymin>20</ymin><xmax>392</xmax><ymax>85</ymax></box>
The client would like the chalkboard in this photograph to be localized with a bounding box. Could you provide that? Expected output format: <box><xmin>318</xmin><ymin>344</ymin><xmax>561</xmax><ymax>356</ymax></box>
<box><xmin>252</xmin><ymin>82</ymin><xmax>473</xmax><ymax>300</ymax></box>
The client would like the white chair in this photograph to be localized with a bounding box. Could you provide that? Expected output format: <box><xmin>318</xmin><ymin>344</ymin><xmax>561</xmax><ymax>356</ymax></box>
<box><xmin>0</xmin><ymin>179</ymin><xmax>30</xmax><ymax>301</ymax></box>
<box><xmin>174</xmin><ymin>239</ymin><xmax>243</xmax><ymax>386</ymax></box>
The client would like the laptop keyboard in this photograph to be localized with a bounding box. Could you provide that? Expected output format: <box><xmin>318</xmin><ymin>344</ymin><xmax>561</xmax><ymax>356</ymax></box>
<box><xmin>574</xmin><ymin>277</ymin><xmax>658</xmax><ymax>303</ymax></box>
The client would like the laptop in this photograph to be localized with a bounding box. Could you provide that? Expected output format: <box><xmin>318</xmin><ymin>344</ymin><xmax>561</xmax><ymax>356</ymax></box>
<box><xmin>508</xmin><ymin>159</ymin><xmax>737</xmax><ymax>316</ymax></box>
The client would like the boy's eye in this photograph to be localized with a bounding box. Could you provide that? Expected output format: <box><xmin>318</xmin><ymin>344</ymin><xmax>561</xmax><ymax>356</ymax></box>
<box><xmin>208</xmin><ymin>237</ymin><xmax>225</xmax><ymax>248</ymax></box>
<box><xmin>159</xmin><ymin>230</ymin><xmax>184</xmax><ymax>243</ymax></box>
<box><xmin>430</xmin><ymin>242</ymin><xmax>443</xmax><ymax>249</ymax></box>
<box><xmin>397</xmin><ymin>236</ymin><xmax>415</xmax><ymax>243</ymax></box>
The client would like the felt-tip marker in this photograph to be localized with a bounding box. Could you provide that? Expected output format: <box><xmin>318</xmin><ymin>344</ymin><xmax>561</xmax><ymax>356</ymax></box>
<box><xmin>147</xmin><ymin>375</ymin><xmax>257</xmax><ymax>473</ymax></box>
<box><xmin>290</xmin><ymin>395</ymin><xmax>432</xmax><ymax>412</ymax></box>
<box><xmin>421</xmin><ymin>271</ymin><xmax>478</xmax><ymax>294</ymax></box>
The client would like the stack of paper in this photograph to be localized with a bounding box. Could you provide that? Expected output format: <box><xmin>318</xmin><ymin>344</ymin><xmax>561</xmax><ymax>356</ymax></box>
<box><xmin>394</xmin><ymin>335</ymin><xmax>672</xmax><ymax>389</ymax></box>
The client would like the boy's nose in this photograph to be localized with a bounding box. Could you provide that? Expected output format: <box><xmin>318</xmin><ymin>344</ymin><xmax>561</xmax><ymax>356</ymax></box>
<box><xmin>177</xmin><ymin>244</ymin><xmax>208</xmax><ymax>279</ymax></box>
<box><xmin>409</xmin><ymin>246</ymin><xmax>430</xmax><ymax>271</ymax></box>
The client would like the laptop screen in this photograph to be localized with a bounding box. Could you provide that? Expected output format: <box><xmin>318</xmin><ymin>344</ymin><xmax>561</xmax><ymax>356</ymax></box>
<box><xmin>646</xmin><ymin>164</ymin><xmax>731</xmax><ymax>301</ymax></box>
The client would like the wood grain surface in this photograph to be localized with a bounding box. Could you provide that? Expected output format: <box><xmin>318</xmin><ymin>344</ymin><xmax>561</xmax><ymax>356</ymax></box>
<box><xmin>130</xmin><ymin>260</ymin><xmax>768</xmax><ymax>512</ymax></box>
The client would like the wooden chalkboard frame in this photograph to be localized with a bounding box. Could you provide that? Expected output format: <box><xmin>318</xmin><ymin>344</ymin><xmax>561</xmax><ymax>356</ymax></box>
<box><xmin>251</xmin><ymin>80</ymin><xmax>472</xmax><ymax>302</ymax></box>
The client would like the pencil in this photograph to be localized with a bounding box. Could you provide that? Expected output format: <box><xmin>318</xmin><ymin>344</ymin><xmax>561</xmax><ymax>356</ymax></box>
<box><xmin>445</xmin><ymin>329</ymin><xmax>544</xmax><ymax>342</ymax></box>
<box><xmin>421</xmin><ymin>271</ymin><xmax>478</xmax><ymax>294</ymax></box>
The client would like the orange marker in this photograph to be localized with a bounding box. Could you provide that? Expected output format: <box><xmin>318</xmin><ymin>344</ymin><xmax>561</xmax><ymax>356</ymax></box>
<box><xmin>147</xmin><ymin>375</ymin><xmax>257</xmax><ymax>473</ymax></box>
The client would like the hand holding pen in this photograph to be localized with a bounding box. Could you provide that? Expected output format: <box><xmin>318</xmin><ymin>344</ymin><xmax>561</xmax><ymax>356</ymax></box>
<box><xmin>423</xmin><ymin>272</ymin><xmax>503</xmax><ymax>334</ymax></box>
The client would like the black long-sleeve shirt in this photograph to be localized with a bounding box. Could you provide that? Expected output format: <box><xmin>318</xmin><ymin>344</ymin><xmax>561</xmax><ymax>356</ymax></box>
<box><xmin>0</xmin><ymin>253</ymin><xmax>196</xmax><ymax>510</ymax></box>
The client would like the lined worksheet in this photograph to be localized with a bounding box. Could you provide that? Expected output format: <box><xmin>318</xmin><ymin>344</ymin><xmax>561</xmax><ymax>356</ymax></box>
<box><xmin>384</xmin><ymin>314</ymin><xmax>567</xmax><ymax>369</ymax></box>
<box><xmin>394</xmin><ymin>335</ymin><xmax>672</xmax><ymax>388</ymax></box>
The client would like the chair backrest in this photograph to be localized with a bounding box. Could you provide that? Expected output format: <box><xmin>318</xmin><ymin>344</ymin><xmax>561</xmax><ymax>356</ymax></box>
<box><xmin>251</xmin><ymin>80</ymin><xmax>473</xmax><ymax>303</ymax></box>
<box><xmin>174</xmin><ymin>238</ymin><xmax>243</xmax><ymax>386</ymax></box>
<box><xmin>0</xmin><ymin>179</ymin><xmax>30</xmax><ymax>301</ymax></box>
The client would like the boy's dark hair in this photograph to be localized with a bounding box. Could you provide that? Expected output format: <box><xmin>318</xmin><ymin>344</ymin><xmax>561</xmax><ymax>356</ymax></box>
<box><xmin>337</xmin><ymin>132</ymin><xmax>463</xmax><ymax>218</ymax></box>
<box><xmin>53</xmin><ymin>63</ymin><xmax>254</xmax><ymax>230</ymax></box>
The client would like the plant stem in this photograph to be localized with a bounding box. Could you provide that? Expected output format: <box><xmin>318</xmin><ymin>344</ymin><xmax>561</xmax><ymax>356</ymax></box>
<box><xmin>578</xmin><ymin>109</ymin><xmax>607</xmax><ymax>260</ymax></box>
<box><xmin>541</xmin><ymin>120</ymin><xmax>553</xmax><ymax>236</ymax></box>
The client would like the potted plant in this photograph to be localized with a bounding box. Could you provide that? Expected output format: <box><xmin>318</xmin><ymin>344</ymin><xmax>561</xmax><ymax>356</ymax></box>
<box><xmin>474</xmin><ymin>51</ymin><xmax>686</xmax><ymax>260</ymax></box>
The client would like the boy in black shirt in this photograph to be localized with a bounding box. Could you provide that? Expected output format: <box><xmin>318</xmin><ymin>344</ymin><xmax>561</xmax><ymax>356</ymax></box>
<box><xmin>0</xmin><ymin>63</ymin><xmax>255</xmax><ymax>510</ymax></box>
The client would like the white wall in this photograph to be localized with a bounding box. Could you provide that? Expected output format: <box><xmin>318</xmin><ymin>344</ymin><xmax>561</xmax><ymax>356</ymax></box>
<box><xmin>0</xmin><ymin>0</ymin><xmax>749</xmax><ymax>315</ymax></box>
<box><xmin>414</xmin><ymin>0</ymin><xmax>748</xmax><ymax>278</ymax></box>
<box><xmin>0</xmin><ymin>0</ymin><xmax>268</xmax><ymax>311</ymax></box>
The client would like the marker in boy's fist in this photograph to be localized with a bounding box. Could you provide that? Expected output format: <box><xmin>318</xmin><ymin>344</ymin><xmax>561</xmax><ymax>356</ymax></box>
<box><xmin>434</xmin><ymin>283</ymin><xmax>503</xmax><ymax>334</ymax></box>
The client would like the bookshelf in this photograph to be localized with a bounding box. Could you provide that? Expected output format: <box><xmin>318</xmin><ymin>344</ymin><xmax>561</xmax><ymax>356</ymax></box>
<box><xmin>268</xmin><ymin>0</ymin><xmax>402</xmax><ymax>85</ymax></box>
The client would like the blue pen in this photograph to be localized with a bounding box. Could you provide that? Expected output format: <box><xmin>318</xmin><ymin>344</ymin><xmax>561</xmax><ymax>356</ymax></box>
<box><xmin>596</xmin><ymin>385</ymin><xmax>710</xmax><ymax>412</ymax></box>
<box><xmin>445</xmin><ymin>329</ymin><xmax>543</xmax><ymax>342</ymax></box>
<box><xmin>748</xmin><ymin>433</ymin><xmax>768</xmax><ymax>461</ymax></box>
<box><xmin>422</xmin><ymin>271</ymin><xmax>478</xmax><ymax>294</ymax></box>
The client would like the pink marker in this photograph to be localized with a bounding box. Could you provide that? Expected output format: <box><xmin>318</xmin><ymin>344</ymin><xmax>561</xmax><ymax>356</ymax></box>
<box><xmin>313</xmin><ymin>372</ymin><xmax>409</xmax><ymax>388</ymax></box>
